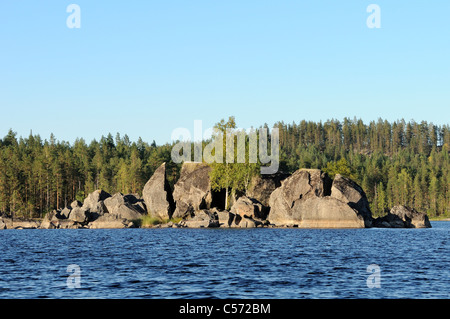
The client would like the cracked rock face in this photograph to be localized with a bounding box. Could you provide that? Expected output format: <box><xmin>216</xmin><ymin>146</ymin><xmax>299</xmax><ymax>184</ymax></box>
<box><xmin>330</xmin><ymin>174</ymin><xmax>373</xmax><ymax>227</ymax></box>
<box><xmin>268</xmin><ymin>169</ymin><xmax>332</xmax><ymax>225</ymax></box>
<box><xmin>230</xmin><ymin>196</ymin><xmax>267</xmax><ymax>220</ymax></box>
<box><xmin>268</xmin><ymin>169</ymin><xmax>370</xmax><ymax>228</ymax></box>
<box><xmin>104</xmin><ymin>193</ymin><xmax>145</xmax><ymax>221</ymax></box>
<box><xmin>142</xmin><ymin>163</ymin><xmax>175</xmax><ymax>220</ymax></box>
<box><xmin>247</xmin><ymin>172</ymin><xmax>289</xmax><ymax>207</ymax></box>
<box><xmin>373</xmin><ymin>205</ymin><xmax>431</xmax><ymax>228</ymax></box>
<box><xmin>172</xmin><ymin>163</ymin><xmax>213</xmax><ymax>219</ymax></box>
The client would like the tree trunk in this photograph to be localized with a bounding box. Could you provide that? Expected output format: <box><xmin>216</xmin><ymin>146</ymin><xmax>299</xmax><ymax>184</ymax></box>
<box><xmin>225</xmin><ymin>187</ymin><xmax>229</xmax><ymax>211</ymax></box>
<box><xmin>56</xmin><ymin>176</ymin><xmax>59</xmax><ymax>210</ymax></box>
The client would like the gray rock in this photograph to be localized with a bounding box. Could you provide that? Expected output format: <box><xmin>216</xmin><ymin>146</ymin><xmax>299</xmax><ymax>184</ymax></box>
<box><xmin>134</xmin><ymin>201</ymin><xmax>146</xmax><ymax>213</ymax></box>
<box><xmin>268</xmin><ymin>169</ymin><xmax>332</xmax><ymax>224</ymax></box>
<box><xmin>89</xmin><ymin>214</ymin><xmax>131</xmax><ymax>229</ymax></box>
<box><xmin>268</xmin><ymin>169</ymin><xmax>365</xmax><ymax>228</ymax></box>
<box><xmin>391</xmin><ymin>205</ymin><xmax>431</xmax><ymax>228</ymax></box>
<box><xmin>40</xmin><ymin>212</ymin><xmax>53</xmax><ymax>229</ymax></box>
<box><xmin>43</xmin><ymin>210</ymin><xmax>57</xmax><ymax>221</ymax></box>
<box><xmin>216</xmin><ymin>209</ymin><xmax>234</xmax><ymax>227</ymax></box>
<box><xmin>0</xmin><ymin>218</ymin><xmax>6</xmax><ymax>230</ymax></box>
<box><xmin>60</xmin><ymin>207</ymin><xmax>71</xmax><ymax>219</ymax></box>
<box><xmin>238</xmin><ymin>217</ymin><xmax>257</xmax><ymax>228</ymax></box>
<box><xmin>81</xmin><ymin>189</ymin><xmax>111</xmax><ymax>217</ymax></box>
<box><xmin>58</xmin><ymin>220</ymin><xmax>77</xmax><ymax>229</ymax></box>
<box><xmin>331</xmin><ymin>174</ymin><xmax>373</xmax><ymax>227</ymax></box>
<box><xmin>160</xmin><ymin>221</ymin><xmax>174</xmax><ymax>228</ymax></box>
<box><xmin>70</xmin><ymin>200</ymin><xmax>82</xmax><ymax>209</ymax></box>
<box><xmin>0</xmin><ymin>218</ymin><xmax>12</xmax><ymax>229</ymax></box>
<box><xmin>7</xmin><ymin>219</ymin><xmax>41</xmax><ymax>229</ymax></box>
<box><xmin>180</xmin><ymin>209</ymin><xmax>220</xmax><ymax>228</ymax></box>
<box><xmin>41</xmin><ymin>208</ymin><xmax>70</xmax><ymax>223</ymax></box>
<box><xmin>230</xmin><ymin>196</ymin><xmax>267</xmax><ymax>219</ymax></box>
<box><xmin>247</xmin><ymin>172</ymin><xmax>290</xmax><ymax>206</ymax></box>
<box><xmin>380</xmin><ymin>221</ymin><xmax>392</xmax><ymax>228</ymax></box>
<box><xmin>291</xmin><ymin>197</ymin><xmax>365</xmax><ymax>228</ymax></box>
<box><xmin>69</xmin><ymin>207</ymin><xmax>89</xmax><ymax>223</ymax></box>
<box><xmin>373</xmin><ymin>206</ymin><xmax>431</xmax><ymax>228</ymax></box>
<box><xmin>40</xmin><ymin>219</ymin><xmax>59</xmax><ymax>229</ymax></box>
<box><xmin>172</xmin><ymin>163</ymin><xmax>213</xmax><ymax>219</ymax></box>
<box><xmin>123</xmin><ymin>194</ymin><xmax>146</xmax><ymax>214</ymax></box>
<box><xmin>104</xmin><ymin>193</ymin><xmax>144</xmax><ymax>221</ymax></box>
<box><xmin>142</xmin><ymin>163</ymin><xmax>175</xmax><ymax>220</ymax></box>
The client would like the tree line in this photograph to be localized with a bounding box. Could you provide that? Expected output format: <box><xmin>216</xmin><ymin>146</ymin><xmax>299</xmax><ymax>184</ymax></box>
<box><xmin>275</xmin><ymin>118</ymin><xmax>450</xmax><ymax>217</ymax></box>
<box><xmin>0</xmin><ymin>117</ymin><xmax>449</xmax><ymax>218</ymax></box>
<box><xmin>0</xmin><ymin>131</ymin><xmax>180</xmax><ymax>218</ymax></box>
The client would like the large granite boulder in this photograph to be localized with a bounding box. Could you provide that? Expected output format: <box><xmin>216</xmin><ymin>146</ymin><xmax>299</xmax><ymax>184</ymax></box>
<box><xmin>269</xmin><ymin>169</ymin><xmax>332</xmax><ymax>213</ymax></box>
<box><xmin>391</xmin><ymin>205</ymin><xmax>431</xmax><ymax>228</ymax></box>
<box><xmin>290</xmin><ymin>197</ymin><xmax>365</xmax><ymax>228</ymax></box>
<box><xmin>330</xmin><ymin>174</ymin><xmax>373</xmax><ymax>227</ymax></box>
<box><xmin>40</xmin><ymin>219</ymin><xmax>58</xmax><ymax>229</ymax></box>
<box><xmin>268</xmin><ymin>169</ymin><xmax>332</xmax><ymax>225</ymax></box>
<box><xmin>142</xmin><ymin>163</ymin><xmax>175</xmax><ymax>220</ymax></box>
<box><xmin>42</xmin><ymin>200</ymin><xmax>89</xmax><ymax>228</ymax></box>
<box><xmin>237</xmin><ymin>217</ymin><xmax>259</xmax><ymax>228</ymax></box>
<box><xmin>69</xmin><ymin>207</ymin><xmax>89</xmax><ymax>223</ymax></box>
<box><xmin>40</xmin><ymin>210</ymin><xmax>62</xmax><ymax>229</ymax></box>
<box><xmin>70</xmin><ymin>200</ymin><xmax>82</xmax><ymax>209</ymax></box>
<box><xmin>124</xmin><ymin>194</ymin><xmax>146</xmax><ymax>212</ymax></box>
<box><xmin>89</xmin><ymin>214</ymin><xmax>135</xmax><ymax>229</ymax></box>
<box><xmin>373</xmin><ymin>206</ymin><xmax>431</xmax><ymax>228</ymax></box>
<box><xmin>230</xmin><ymin>196</ymin><xmax>267</xmax><ymax>220</ymax></box>
<box><xmin>81</xmin><ymin>189</ymin><xmax>111</xmax><ymax>219</ymax></box>
<box><xmin>172</xmin><ymin>163</ymin><xmax>213</xmax><ymax>218</ymax></box>
<box><xmin>268</xmin><ymin>169</ymin><xmax>366</xmax><ymax>228</ymax></box>
<box><xmin>103</xmin><ymin>193</ymin><xmax>145</xmax><ymax>221</ymax></box>
<box><xmin>58</xmin><ymin>190</ymin><xmax>145</xmax><ymax>227</ymax></box>
<box><xmin>178</xmin><ymin>209</ymin><xmax>220</xmax><ymax>228</ymax></box>
<box><xmin>62</xmin><ymin>189</ymin><xmax>112</xmax><ymax>224</ymax></box>
<box><xmin>59</xmin><ymin>207</ymin><xmax>71</xmax><ymax>219</ymax></box>
<box><xmin>1</xmin><ymin>218</ymin><xmax>41</xmax><ymax>229</ymax></box>
<box><xmin>54</xmin><ymin>201</ymin><xmax>80</xmax><ymax>222</ymax></box>
<box><xmin>216</xmin><ymin>209</ymin><xmax>235</xmax><ymax>227</ymax></box>
<box><xmin>247</xmin><ymin>172</ymin><xmax>290</xmax><ymax>206</ymax></box>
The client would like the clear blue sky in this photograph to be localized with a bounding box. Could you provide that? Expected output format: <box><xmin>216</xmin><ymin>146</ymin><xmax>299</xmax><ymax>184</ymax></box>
<box><xmin>1</xmin><ymin>1</ymin><xmax>449</xmax><ymax>145</ymax></box>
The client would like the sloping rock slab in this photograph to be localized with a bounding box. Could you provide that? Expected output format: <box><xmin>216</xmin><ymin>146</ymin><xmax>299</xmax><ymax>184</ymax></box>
<box><xmin>172</xmin><ymin>163</ymin><xmax>213</xmax><ymax>218</ymax></box>
<box><xmin>142</xmin><ymin>163</ymin><xmax>175</xmax><ymax>220</ymax></box>
<box><xmin>373</xmin><ymin>206</ymin><xmax>431</xmax><ymax>228</ymax></box>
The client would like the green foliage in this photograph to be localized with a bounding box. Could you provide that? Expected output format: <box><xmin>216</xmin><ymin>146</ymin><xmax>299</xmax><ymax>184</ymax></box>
<box><xmin>323</xmin><ymin>158</ymin><xmax>356</xmax><ymax>180</ymax></box>
<box><xmin>75</xmin><ymin>190</ymin><xmax>85</xmax><ymax>203</ymax></box>
<box><xmin>137</xmin><ymin>215</ymin><xmax>164</xmax><ymax>227</ymax></box>
<box><xmin>277</xmin><ymin>118</ymin><xmax>450</xmax><ymax>218</ymax></box>
<box><xmin>0</xmin><ymin>117</ymin><xmax>449</xmax><ymax>219</ymax></box>
<box><xmin>208</xmin><ymin>117</ymin><xmax>260</xmax><ymax>209</ymax></box>
<box><xmin>0</xmin><ymin>131</ymin><xmax>180</xmax><ymax>218</ymax></box>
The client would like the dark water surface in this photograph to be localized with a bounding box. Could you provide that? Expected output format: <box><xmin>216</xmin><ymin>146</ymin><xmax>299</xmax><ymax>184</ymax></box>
<box><xmin>0</xmin><ymin>222</ymin><xmax>449</xmax><ymax>299</ymax></box>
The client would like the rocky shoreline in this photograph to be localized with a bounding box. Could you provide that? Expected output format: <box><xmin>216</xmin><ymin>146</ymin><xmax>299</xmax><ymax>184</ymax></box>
<box><xmin>0</xmin><ymin>163</ymin><xmax>432</xmax><ymax>230</ymax></box>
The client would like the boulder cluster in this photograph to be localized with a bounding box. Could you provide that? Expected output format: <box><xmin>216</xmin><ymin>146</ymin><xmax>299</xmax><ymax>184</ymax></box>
<box><xmin>0</xmin><ymin>162</ymin><xmax>431</xmax><ymax>229</ymax></box>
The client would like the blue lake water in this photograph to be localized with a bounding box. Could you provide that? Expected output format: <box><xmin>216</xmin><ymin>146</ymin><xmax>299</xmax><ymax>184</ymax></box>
<box><xmin>0</xmin><ymin>222</ymin><xmax>449</xmax><ymax>299</ymax></box>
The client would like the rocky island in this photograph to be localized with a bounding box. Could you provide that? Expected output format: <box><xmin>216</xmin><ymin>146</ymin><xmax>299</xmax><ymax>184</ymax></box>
<box><xmin>0</xmin><ymin>162</ymin><xmax>431</xmax><ymax>230</ymax></box>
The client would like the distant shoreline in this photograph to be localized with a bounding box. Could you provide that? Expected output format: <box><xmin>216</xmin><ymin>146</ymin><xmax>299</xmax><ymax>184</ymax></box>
<box><xmin>429</xmin><ymin>217</ymin><xmax>450</xmax><ymax>221</ymax></box>
<box><xmin>1</xmin><ymin>217</ymin><xmax>446</xmax><ymax>230</ymax></box>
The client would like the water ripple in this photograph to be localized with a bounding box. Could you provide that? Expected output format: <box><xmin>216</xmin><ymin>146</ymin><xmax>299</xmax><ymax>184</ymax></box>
<box><xmin>0</xmin><ymin>222</ymin><xmax>449</xmax><ymax>298</ymax></box>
